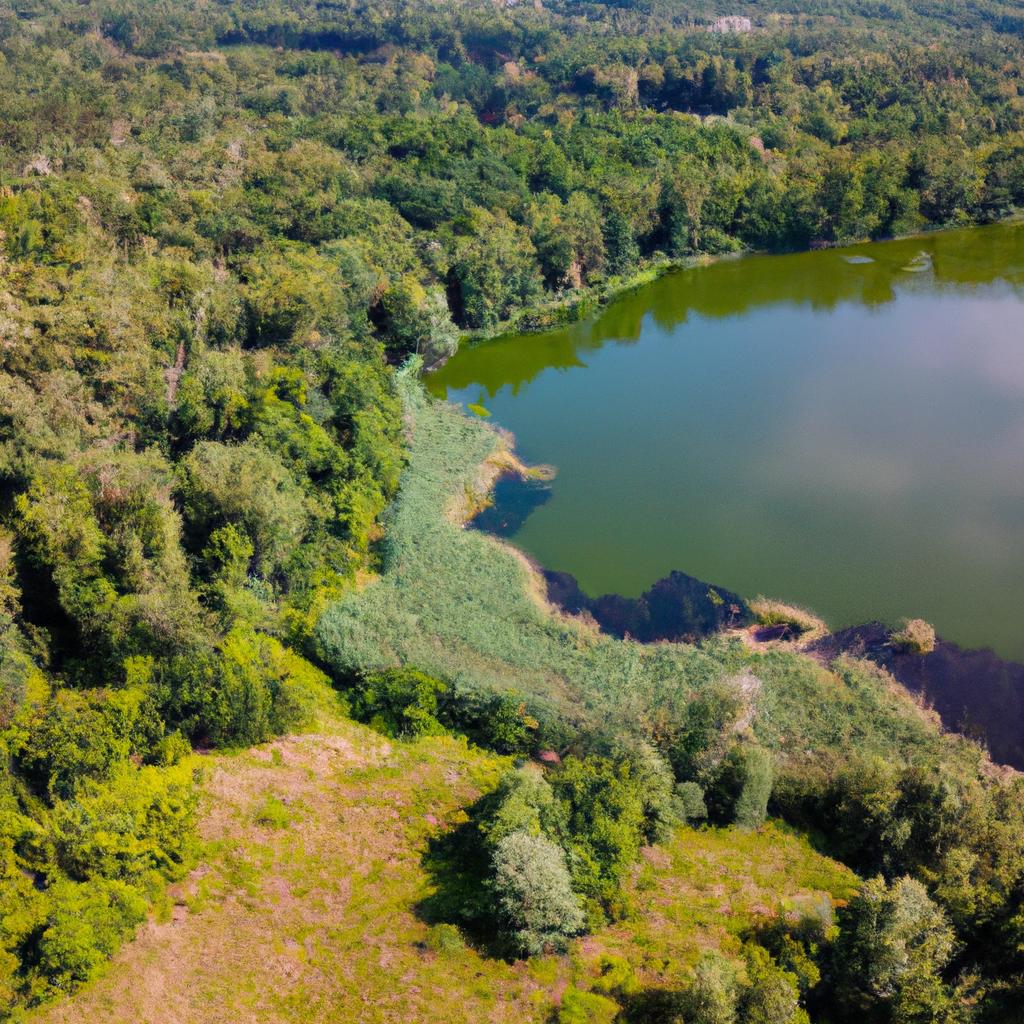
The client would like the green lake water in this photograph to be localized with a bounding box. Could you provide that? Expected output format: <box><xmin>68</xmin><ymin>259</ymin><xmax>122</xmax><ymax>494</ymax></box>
<box><xmin>427</xmin><ymin>223</ymin><xmax>1024</xmax><ymax>660</ymax></box>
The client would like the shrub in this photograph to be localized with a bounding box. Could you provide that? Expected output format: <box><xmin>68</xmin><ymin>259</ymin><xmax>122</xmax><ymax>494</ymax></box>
<box><xmin>889</xmin><ymin>618</ymin><xmax>936</xmax><ymax>655</ymax></box>
<box><xmin>677</xmin><ymin>781</ymin><xmax>709</xmax><ymax>823</ymax></box>
<box><xmin>35</xmin><ymin>879</ymin><xmax>148</xmax><ymax>994</ymax></box>
<box><xmin>558</xmin><ymin>986</ymin><xmax>621</xmax><ymax>1024</ymax></box>
<box><xmin>439</xmin><ymin>683</ymin><xmax>542</xmax><ymax>755</ymax></box>
<box><xmin>51</xmin><ymin>762</ymin><xmax>198</xmax><ymax>883</ymax></box>
<box><xmin>478</xmin><ymin>766</ymin><xmax>564</xmax><ymax>848</ymax></box>
<box><xmin>177</xmin><ymin>438</ymin><xmax>306</xmax><ymax>578</ymax></box>
<box><xmin>13</xmin><ymin>690</ymin><xmax>136</xmax><ymax>802</ymax></box>
<box><xmin>550</xmin><ymin>756</ymin><xmax>647</xmax><ymax>911</ymax></box>
<box><xmin>425</xmin><ymin>922</ymin><xmax>465</xmax><ymax>956</ymax></box>
<box><xmin>670</xmin><ymin>680</ymin><xmax>746</xmax><ymax>782</ymax></box>
<box><xmin>349</xmin><ymin>668</ymin><xmax>447</xmax><ymax>739</ymax></box>
<box><xmin>706</xmin><ymin>744</ymin><xmax>774</xmax><ymax>830</ymax></box>
<box><xmin>161</xmin><ymin>630</ymin><xmax>324</xmax><ymax>746</ymax></box>
<box><xmin>489</xmin><ymin>830</ymin><xmax>585</xmax><ymax>956</ymax></box>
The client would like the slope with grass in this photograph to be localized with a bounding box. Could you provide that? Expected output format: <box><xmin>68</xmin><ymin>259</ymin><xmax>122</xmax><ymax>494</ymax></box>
<box><xmin>30</xmin><ymin>701</ymin><xmax>855</xmax><ymax>1024</ymax></box>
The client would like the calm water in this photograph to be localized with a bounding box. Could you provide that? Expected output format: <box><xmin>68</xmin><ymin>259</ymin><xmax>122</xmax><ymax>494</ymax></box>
<box><xmin>428</xmin><ymin>224</ymin><xmax>1024</xmax><ymax>660</ymax></box>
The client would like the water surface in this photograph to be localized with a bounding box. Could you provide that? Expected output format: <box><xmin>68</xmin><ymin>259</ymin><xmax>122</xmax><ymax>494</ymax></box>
<box><xmin>428</xmin><ymin>224</ymin><xmax>1024</xmax><ymax>659</ymax></box>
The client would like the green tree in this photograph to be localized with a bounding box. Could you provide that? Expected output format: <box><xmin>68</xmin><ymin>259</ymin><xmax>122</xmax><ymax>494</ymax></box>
<box><xmin>835</xmin><ymin>876</ymin><xmax>957</xmax><ymax>1023</ymax></box>
<box><xmin>489</xmin><ymin>830</ymin><xmax>585</xmax><ymax>957</ymax></box>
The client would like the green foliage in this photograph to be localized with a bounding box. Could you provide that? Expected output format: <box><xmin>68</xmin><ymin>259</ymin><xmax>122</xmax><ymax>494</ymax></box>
<box><xmin>160</xmin><ymin>630</ymin><xmax>325</xmax><ymax>747</ymax></box>
<box><xmin>834</xmin><ymin>876</ymin><xmax>957</xmax><ymax>1023</ymax></box>
<box><xmin>682</xmin><ymin>954</ymin><xmax>740</xmax><ymax>1024</ymax></box>
<box><xmin>178</xmin><ymin>439</ymin><xmax>307</xmax><ymax>579</ymax></box>
<box><xmin>731</xmin><ymin>746</ymin><xmax>775</xmax><ymax>831</ymax></box>
<box><xmin>558</xmin><ymin>986</ymin><xmax>621</xmax><ymax>1024</ymax></box>
<box><xmin>0</xmin><ymin>0</ymin><xmax>1023</xmax><ymax>1014</ymax></box>
<box><xmin>677</xmin><ymin>781</ymin><xmax>710</xmax><ymax>824</ymax></box>
<box><xmin>35</xmin><ymin>879</ymin><xmax>148</xmax><ymax>994</ymax></box>
<box><xmin>449</xmin><ymin>210</ymin><xmax>543</xmax><ymax>329</ymax></box>
<box><xmin>254</xmin><ymin>793</ymin><xmax>293</xmax><ymax>830</ymax></box>
<box><xmin>52</xmin><ymin>762</ymin><xmax>198</xmax><ymax>883</ymax></box>
<box><xmin>349</xmin><ymin>668</ymin><xmax>448</xmax><ymax>739</ymax></box>
<box><xmin>425</xmin><ymin>922</ymin><xmax>465</xmax><ymax>957</ymax></box>
<box><xmin>739</xmin><ymin>944</ymin><xmax>810</xmax><ymax>1024</ymax></box>
<box><xmin>489</xmin><ymin>830</ymin><xmax>585</xmax><ymax>957</ymax></box>
<box><xmin>550</xmin><ymin>755</ymin><xmax>649</xmax><ymax>915</ymax></box>
<box><xmin>14</xmin><ymin>690</ymin><xmax>140</xmax><ymax>802</ymax></box>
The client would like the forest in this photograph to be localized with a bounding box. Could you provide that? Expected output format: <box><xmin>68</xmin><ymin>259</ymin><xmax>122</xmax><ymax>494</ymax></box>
<box><xmin>1</xmin><ymin>0</ymin><xmax>1024</xmax><ymax>1020</ymax></box>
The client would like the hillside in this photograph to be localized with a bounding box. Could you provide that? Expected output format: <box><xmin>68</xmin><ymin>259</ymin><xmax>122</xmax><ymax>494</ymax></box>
<box><xmin>32</xmin><ymin>704</ymin><xmax>856</xmax><ymax>1024</ymax></box>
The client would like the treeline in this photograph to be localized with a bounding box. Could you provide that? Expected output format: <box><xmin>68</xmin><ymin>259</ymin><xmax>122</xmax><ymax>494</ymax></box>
<box><xmin>0</xmin><ymin>0</ymin><xmax>1022</xmax><ymax>1016</ymax></box>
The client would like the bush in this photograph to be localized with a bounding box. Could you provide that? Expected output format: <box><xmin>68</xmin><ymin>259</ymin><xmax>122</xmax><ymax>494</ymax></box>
<box><xmin>558</xmin><ymin>986</ymin><xmax>621</xmax><ymax>1024</ymax></box>
<box><xmin>550</xmin><ymin>756</ymin><xmax>647</xmax><ymax>912</ymax></box>
<box><xmin>478</xmin><ymin>766</ymin><xmax>564</xmax><ymax>848</ymax></box>
<box><xmin>35</xmin><ymin>879</ymin><xmax>148</xmax><ymax>994</ymax></box>
<box><xmin>889</xmin><ymin>618</ymin><xmax>936</xmax><ymax>655</ymax></box>
<box><xmin>739</xmin><ymin>944</ymin><xmax>809</xmax><ymax>1024</ymax></box>
<box><xmin>161</xmin><ymin>630</ymin><xmax>324</xmax><ymax>746</ymax></box>
<box><xmin>677</xmin><ymin>781</ymin><xmax>709</xmax><ymax>823</ymax></box>
<box><xmin>706</xmin><ymin>744</ymin><xmax>774</xmax><ymax>830</ymax></box>
<box><xmin>13</xmin><ymin>690</ymin><xmax>137</xmax><ymax>802</ymax></box>
<box><xmin>425</xmin><ymin>922</ymin><xmax>465</xmax><ymax>956</ymax></box>
<box><xmin>51</xmin><ymin>762</ymin><xmax>198</xmax><ymax>883</ymax></box>
<box><xmin>489</xmin><ymin>830</ymin><xmax>585</xmax><ymax>957</ymax></box>
<box><xmin>348</xmin><ymin>668</ymin><xmax>447</xmax><ymax>739</ymax></box>
<box><xmin>439</xmin><ymin>683</ymin><xmax>542</xmax><ymax>755</ymax></box>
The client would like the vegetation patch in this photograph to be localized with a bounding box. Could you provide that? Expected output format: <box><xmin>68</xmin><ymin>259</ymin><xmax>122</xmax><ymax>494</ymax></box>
<box><xmin>749</xmin><ymin>598</ymin><xmax>829</xmax><ymax>643</ymax></box>
<box><xmin>28</xmin><ymin>708</ymin><xmax>857</xmax><ymax>1024</ymax></box>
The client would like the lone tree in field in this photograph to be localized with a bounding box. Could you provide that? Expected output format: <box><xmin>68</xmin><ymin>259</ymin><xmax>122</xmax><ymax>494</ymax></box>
<box><xmin>490</xmin><ymin>830</ymin><xmax>585</xmax><ymax>956</ymax></box>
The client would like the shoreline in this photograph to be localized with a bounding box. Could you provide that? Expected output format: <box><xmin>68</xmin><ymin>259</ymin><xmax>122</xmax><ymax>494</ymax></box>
<box><xmin>465</xmin><ymin>454</ymin><xmax>1024</xmax><ymax>770</ymax></box>
<box><xmin>426</xmin><ymin>212</ymin><xmax>1024</xmax><ymax>368</ymax></box>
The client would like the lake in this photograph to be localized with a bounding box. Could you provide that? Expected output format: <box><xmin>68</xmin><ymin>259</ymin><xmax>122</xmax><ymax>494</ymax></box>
<box><xmin>427</xmin><ymin>224</ymin><xmax>1024</xmax><ymax>660</ymax></box>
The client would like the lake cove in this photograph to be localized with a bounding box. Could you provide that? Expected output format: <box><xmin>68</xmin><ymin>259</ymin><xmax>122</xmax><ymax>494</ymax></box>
<box><xmin>427</xmin><ymin>223</ymin><xmax>1024</xmax><ymax>661</ymax></box>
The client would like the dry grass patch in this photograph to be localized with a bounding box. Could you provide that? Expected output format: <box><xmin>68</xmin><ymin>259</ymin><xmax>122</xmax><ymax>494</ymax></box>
<box><xmin>574</xmin><ymin>822</ymin><xmax>857</xmax><ymax>992</ymax></box>
<box><xmin>749</xmin><ymin>597</ymin><xmax>828</xmax><ymax>643</ymax></box>
<box><xmin>32</xmin><ymin>715</ymin><xmax>550</xmax><ymax>1024</ymax></box>
<box><xmin>31</xmin><ymin>709</ymin><xmax>857</xmax><ymax>1024</ymax></box>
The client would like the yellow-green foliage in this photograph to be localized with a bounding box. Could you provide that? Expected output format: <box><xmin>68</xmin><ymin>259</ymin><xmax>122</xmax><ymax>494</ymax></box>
<box><xmin>51</xmin><ymin>761</ymin><xmax>199</xmax><ymax>883</ymax></box>
<box><xmin>750</xmin><ymin>598</ymin><xmax>828</xmax><ymax>640</ymax></box>
<box><xmin>27</xmin><ymin>713</ymin><xmax>857</xmax><ymax>1024</ymax></box>
<box><xmin>889</xmin><ymin>618</ymin><xmax>937</xmax><ymax>655</ymax></box>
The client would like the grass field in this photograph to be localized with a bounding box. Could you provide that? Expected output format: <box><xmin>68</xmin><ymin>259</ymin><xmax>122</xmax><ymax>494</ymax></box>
<box><xmin>31</xmin><ymin>702</ymin><xmax>856</xmax><ymax>1024</ymax></box>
